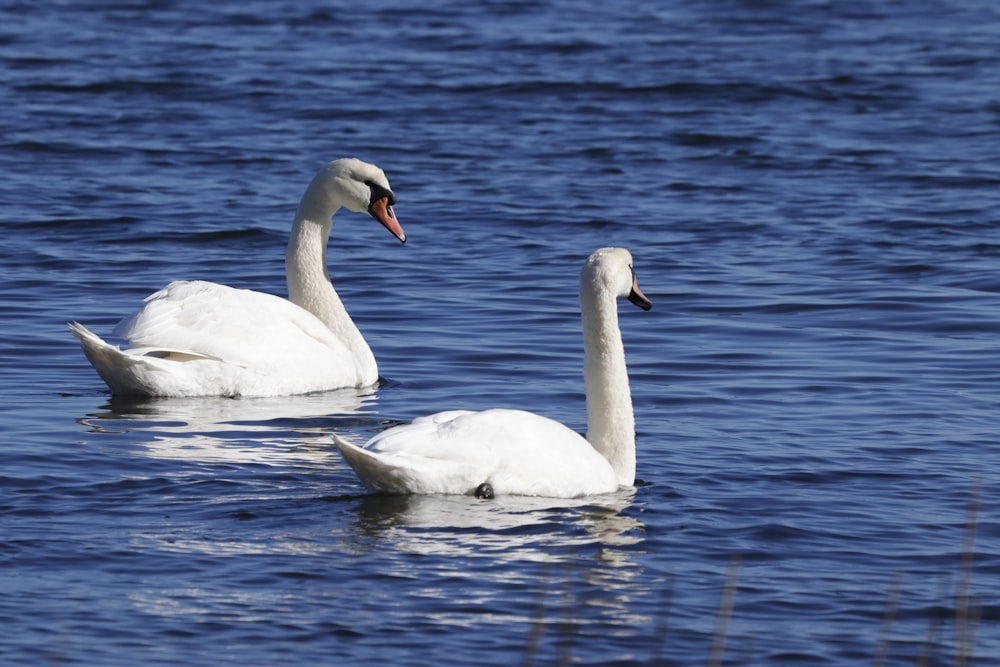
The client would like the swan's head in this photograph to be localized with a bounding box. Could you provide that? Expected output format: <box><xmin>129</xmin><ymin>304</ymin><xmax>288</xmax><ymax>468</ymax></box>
<box><xmin>582</xmin><ymin>247</ymin><xmax>652</xmax><ymax>311</ymax></box>
<box><xmin>321</xmin><ymin>157</ymin><xmax>406</xmax><ymax>243</ymax></box>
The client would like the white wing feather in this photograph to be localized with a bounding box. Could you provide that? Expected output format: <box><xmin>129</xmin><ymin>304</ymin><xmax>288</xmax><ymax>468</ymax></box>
<box><xmin>114</xmin><ymin>280</ymin><xmax>355</xmax><ymax>368</ymax></box>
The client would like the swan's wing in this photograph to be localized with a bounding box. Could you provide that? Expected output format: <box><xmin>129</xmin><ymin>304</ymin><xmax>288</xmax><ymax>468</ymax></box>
<box><xmin>114</xmin><ymin>280</ymin><xmax>354</xmax><ymax>367</ymax></box>
<box><xmin>443</xmin><ymin>409</ymin><xmax>617</xmax><ymax>496</ymax></box>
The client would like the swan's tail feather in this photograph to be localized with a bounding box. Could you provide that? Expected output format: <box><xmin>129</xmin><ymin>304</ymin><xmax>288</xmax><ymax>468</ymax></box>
<box><xmin>69</xmin><ymin>322</ymin><xmax>180</xmax><ymax>395</ymax></box>
<box><xmin>69</xmin><ymin>321</ymin><xmax>246</xmax><ymax>397</ymax></box>
<box><xmin>69</xmin><ymin>321</ymin><xmax>144</xmax><ymax>393</ymax></box>
<box><xmin>332</xmin><ymin>434</ymin><xmax>485</xmax><ymax>496</ymax></box>
<box><xmin>67</xmin><ymin>321</ymin><xmax>105</xmax><ymax>347</ymax></box>
<box><xmin>68</xmin><ymin>321</ymin><xmax>125</xmax><ymax>369</ymax></box>
<box><xmin>332</xmin><ymin>435</ymin><xmax>401</xmax><ymax>493</ymax></box>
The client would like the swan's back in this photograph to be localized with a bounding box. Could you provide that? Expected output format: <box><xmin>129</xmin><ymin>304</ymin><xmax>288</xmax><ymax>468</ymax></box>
<box><xmin>341</xmin><ymin>408</ymin><xmax>619</xmax><ymax>498</ymax></box>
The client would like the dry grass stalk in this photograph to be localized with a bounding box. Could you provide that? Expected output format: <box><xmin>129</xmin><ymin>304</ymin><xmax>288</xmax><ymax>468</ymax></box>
<box><xmin>707</xmin><ymin>556</ymin><xmax>741</xmax><ymax>667</ymax></box>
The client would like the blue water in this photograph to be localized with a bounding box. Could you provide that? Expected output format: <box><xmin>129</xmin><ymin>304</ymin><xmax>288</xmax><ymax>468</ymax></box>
<box><xmin>1</xmin><ymin>1</ymin><xmax>998</xmax><ymax>665</ymax></box>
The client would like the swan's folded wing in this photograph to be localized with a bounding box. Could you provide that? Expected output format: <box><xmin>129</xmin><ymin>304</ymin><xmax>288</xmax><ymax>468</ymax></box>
<box><xmin>362</xmin><ymin>411</ymin><xmax>493</xmax><ymax>464</ymax></box>
<box><xmin>114</xmin><ymin>280</ymin><xmax>354</xmax><ymax>367</ymax></box>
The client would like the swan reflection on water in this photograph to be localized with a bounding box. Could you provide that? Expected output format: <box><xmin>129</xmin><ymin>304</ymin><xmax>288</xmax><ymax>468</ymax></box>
<box><xmin>76</xmin><ymin>387</ymin><xmax>380</xmax><ymax>464</ymax></box>
<box><xmin>344</xmin><ymin>489</ymin><xmax>650</xmax><ymax>627</ymax></box>
<box><xmin>349</xmin><ymin>488</ymin><xmax>645</xmax><ymax>562</ymax></box>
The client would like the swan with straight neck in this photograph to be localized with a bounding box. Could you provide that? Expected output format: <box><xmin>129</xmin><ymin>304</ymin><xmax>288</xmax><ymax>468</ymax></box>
<box><xmin>334</xmin><ymin>247</ymin><xmax>651</xmax><ymax>499</ymax></box>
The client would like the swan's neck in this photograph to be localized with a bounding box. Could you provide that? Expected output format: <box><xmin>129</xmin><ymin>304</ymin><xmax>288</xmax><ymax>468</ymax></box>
<box><xmin>581</xmin><ymin>284</ymin><xmax>636</xmax><ymax>486</ymax></box>
<box><xmin>285</xmin><ymin>182</ymin><xmax>376</xmax><ymax>381</ymax></box>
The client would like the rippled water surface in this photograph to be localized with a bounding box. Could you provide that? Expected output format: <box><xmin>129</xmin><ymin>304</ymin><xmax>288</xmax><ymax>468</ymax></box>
<box><xmin>1</xmin><ymin>1</ymin><xmax>998</xmax><ymax>665</ymax></box>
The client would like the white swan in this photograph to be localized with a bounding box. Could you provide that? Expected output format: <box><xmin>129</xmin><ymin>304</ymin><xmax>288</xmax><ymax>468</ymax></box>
<box><xmin>334</xmin><ymin>247</ymin><xmax>651</xmax><ymax>499</ymax></box>
<box><xmin>69</xmin><ymin>157</ymin><xmax>405</xmax><ymax>397</ymax></box>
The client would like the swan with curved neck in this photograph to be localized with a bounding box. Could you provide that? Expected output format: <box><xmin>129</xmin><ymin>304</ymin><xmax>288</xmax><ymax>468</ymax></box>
<box><xmin>334</xmin><ymin>247</ymin><xmax>651</xmax><ymax>498</ymax></box>
<box><xmin>69</xmin><ymin>157</ymin><xmax>405</xmax><ymax>397</ymax></box>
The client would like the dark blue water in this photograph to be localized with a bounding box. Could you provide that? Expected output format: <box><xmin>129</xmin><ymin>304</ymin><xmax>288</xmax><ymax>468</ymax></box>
<box><xmin>1</xmin><ymin>1</ymin><xmax>998</xmax><ymax>665</ymax></box>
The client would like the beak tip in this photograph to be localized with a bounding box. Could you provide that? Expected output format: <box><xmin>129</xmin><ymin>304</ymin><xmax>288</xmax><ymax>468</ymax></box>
<box><xmin>370</xmin><ymin>196</ymin><xmax>406</xmax><ymax>244</ymax></box>
<box><xmin>628</xmin><ymin>288</ymin><xmax>652</xmax><ymax>311</ymax></box>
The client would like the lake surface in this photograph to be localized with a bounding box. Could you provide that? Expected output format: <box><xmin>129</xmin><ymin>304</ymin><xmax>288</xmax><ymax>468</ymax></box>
<box><xmin>1</xmin><ymin>1</ymin><xmax>998</xmax><ymax>665</ymax></box>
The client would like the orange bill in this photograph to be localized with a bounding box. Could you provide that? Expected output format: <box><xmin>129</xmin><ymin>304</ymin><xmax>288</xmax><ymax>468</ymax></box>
<box><xmin>369</xmin><ymin>196</ymin><xmax>406</xmax><ymax>243</ymax></box>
